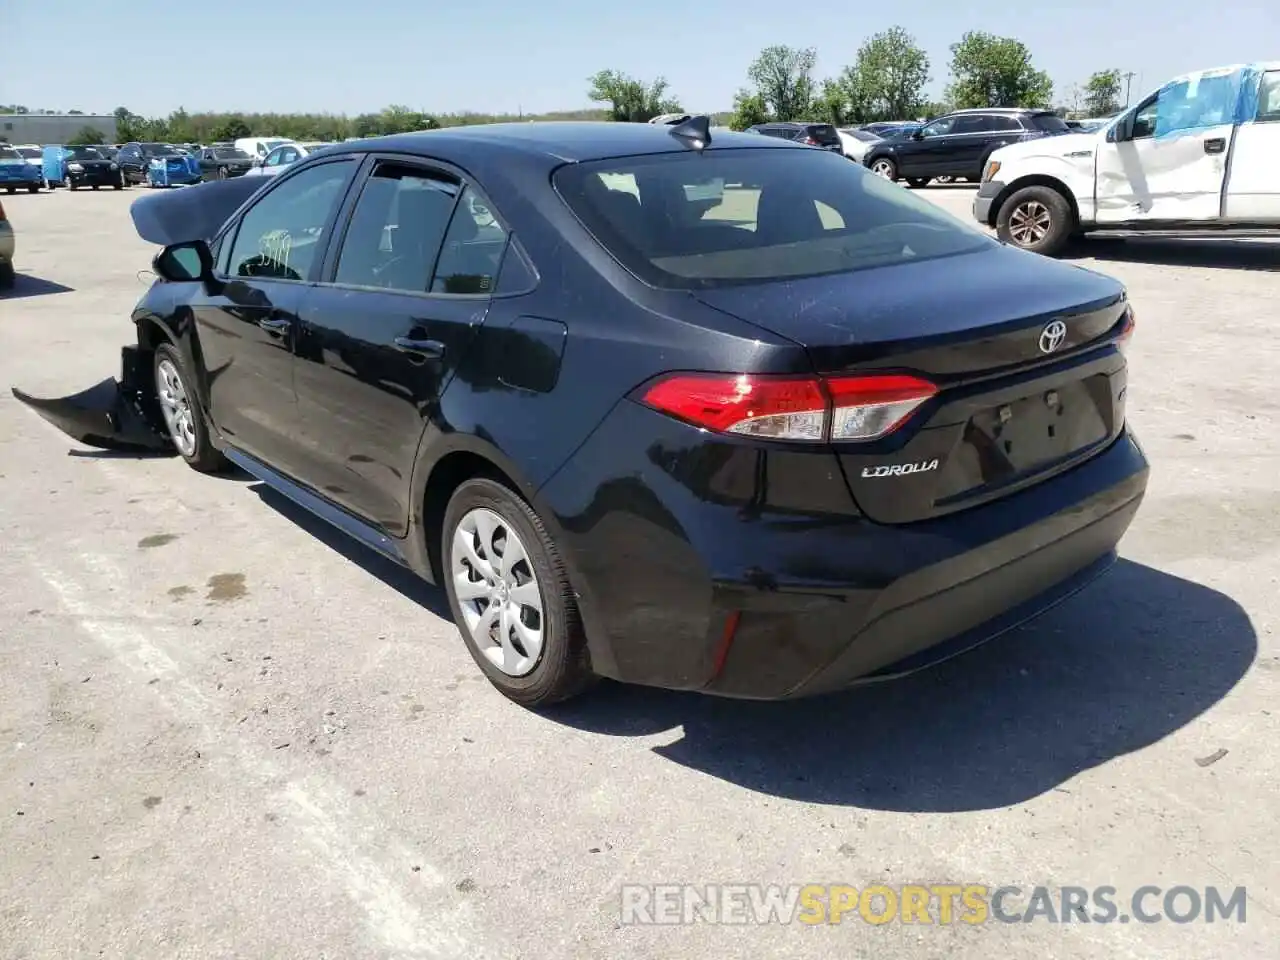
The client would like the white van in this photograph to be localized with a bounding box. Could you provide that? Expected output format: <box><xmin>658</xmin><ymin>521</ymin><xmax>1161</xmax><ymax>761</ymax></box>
<box><xmin>233</xmin><ymin>137</ymin><xmax>293</xmax><ymax>162</ymax></box>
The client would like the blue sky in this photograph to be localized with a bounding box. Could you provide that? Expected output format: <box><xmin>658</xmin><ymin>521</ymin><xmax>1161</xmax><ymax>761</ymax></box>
<box><xmin>4</xmin><ymin>0</ymin><xmax>1277</xmax><ymax>117</ymax></box>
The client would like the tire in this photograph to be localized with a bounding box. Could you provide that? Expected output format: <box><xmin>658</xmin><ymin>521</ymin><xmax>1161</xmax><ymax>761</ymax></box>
<box><xmin>906</xmin><ymin>177</ymin><xmax>931</xmax><ymax>188</ymax></box>
<box><xmin>69</xmin><ymin>183</ymin><xmax>78</xmax><ymax>191</ymax></box>
<box><xmin>114</xmin><ymin>172</ymin><xmax>124</xmax><ymax>190</ymax></box>
<box><xmin>996</xmin><ymin>185</ymin><xmax>1075</xmax><ymax>257</ymax></box>
<box><xmin>92</xmin><ymin>184</ymin><xmax>100</xmax><ymax>191</ymax></box>
<box><xmin>442</xmin><ymin>477</ymin><xmax>595</xmax><ymax>707</ymax></box>
<box><xmin>4</xmin><ymin>187</ymin><xmax>14</xmax><ymax>195</ymax></box>
<box><xmin>153</xmin><ymin>343</ymin><xmax>231</xmax><ymax>473</ymax></box>
<box><xmin>869</xmin><ymin>157</ymin><xmax>897</xmax><ymax>180</ymax></box>
<box><xmin>0</xmin><ymin>261</ymin><xmax>15</xmax><ymax>291</ymax></box>
<box><xmin>934</xmin><ymin>175</ymin><xmax>954</xmax><ymax>184</ymax></box>
<box><xmin>27</xmin><ymin>184</ymin><xmax>39</xmax><ymax>194</ymax></box>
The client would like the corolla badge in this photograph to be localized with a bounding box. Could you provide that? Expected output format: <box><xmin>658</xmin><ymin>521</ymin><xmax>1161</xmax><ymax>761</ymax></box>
<box><xmin>861</xmin><ymin>459</ymin><xmax>940</xmax><ymax>478</ymax></box>
<box><xmin>1039</xmin><ymin>319</ymin><xmax>1068</xmax><ymax>354</ymax></box>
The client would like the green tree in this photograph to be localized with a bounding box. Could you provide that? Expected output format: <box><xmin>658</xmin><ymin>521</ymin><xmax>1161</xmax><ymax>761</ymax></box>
<box><xmin>210</xmin><ymin>115</ymin><xmax>252</xmax><ymax>141</ymax></box>
<box><xmin>850</xmin><ymin>26</ymin><xmax>930</xmax><ymax>121</ymax></box>
<box><xmin>812</xmin><ymin>78</ymin><xmax>851</xmax><ymax>126</ymax></box>
<box><xmin>113</xmin><ymin>106</ymin><xmax>146</xmax><ymax>142</ymax></box>
<box><xmin>587</xmin><ymin>70</ymin><xmax>681</xmax><ymax>122</ymax></box>
<box><xmin>727</xmin><ymin>90</ymin><xmax>769</xmax><ymax>130</ymax></box>
<box><xmin>946</xmin><ymin>32</ymin><xmax>1053</xmax><ymax>109</ymax></box>
<box><xmin>1084</xmin><ymin>69</ymin><xmax>1122</xmax><ymax>116</ymax></box>
<box><xmin>71</xmin><ymin>126</ymin><xmax>106</xmax><ymax>145</ymax></box>
<box><xmin>746</xmin><ymin>45</ymin><xmax>817</xmax><ymax>121</ymax></box>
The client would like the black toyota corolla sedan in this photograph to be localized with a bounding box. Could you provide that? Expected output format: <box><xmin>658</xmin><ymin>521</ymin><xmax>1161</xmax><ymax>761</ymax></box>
<box><xmin>12</xmin><ymin>118</ymin><xmax>1147</xmax><ymax>707</ymax></box>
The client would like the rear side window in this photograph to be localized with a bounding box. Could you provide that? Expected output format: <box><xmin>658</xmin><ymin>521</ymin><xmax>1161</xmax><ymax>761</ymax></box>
<box><xmin>1029</xmin><ymin>113</ymin><xmax>1070</xmax><ymax>133</ymax></box>
<box><xmin>1258</xmin><ymin>70</ymin><xmax>1280</xmax><ymax>122</ymax></box>
<box><xmin>554</xmin><ymin>148</ymin><xmax>990</xmax><ymax>290</ymax></box>
<box><xmin>334</xmin><ymin>162</ymin><xmax>459</xmax><ymax>292</ymax></box>
<box><xmin>431</xmin><ymin>186</ymin><xmax>509</xmax><ymax>294</ymax></box>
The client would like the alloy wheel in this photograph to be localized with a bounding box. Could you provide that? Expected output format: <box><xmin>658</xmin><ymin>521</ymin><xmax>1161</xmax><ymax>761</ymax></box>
<box><xmin>871</xmin><ymin>160</ymin><xmax>895</xmax><ymax>179</ymax></box>
<box><xmin>156</xmin><ymin>357</ymin><xmax>197</xmax><ymax>457</ymax></box>
<box><xmin>1008</xmin><ymin>200</ymin><xmax>1052</xmax><ymax>245</ymax></box>
<box><xmin>450</xmin><ymin>507</ymin><xmax>544</xmax><ymax>677</ymax></box>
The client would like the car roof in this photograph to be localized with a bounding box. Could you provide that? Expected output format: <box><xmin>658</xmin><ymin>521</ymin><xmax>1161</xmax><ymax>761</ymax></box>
<box><xmin>945</xmin><ymin>107</ymin><xmax>1048</xmax><ymax>116</ymax></box>
<box><xmin>337</xmin><ymin>121</ymin><xmax>800</xmax><ymax>164</ymax></box>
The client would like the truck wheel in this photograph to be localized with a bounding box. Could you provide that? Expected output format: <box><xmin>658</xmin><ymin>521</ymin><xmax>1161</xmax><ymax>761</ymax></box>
<box><xmin>869</xmin><ymin>157</ymin><xmax>897</xmax><ymax>181</ymax></box>
<box><xmin>4</xmin><ymin>187</ymin><xmax>14</xmax><ymax>195</ymax></box>
<box><xmin>996</xmin><ymin>185</ymin><xmax>1074</xmax><ymax>257</ymax></box>
<box><xmin>27</xmin><ymin>184</ymin><xmax>39</xmax><ymax>193</ymax></box>
<box><xmin>442</xmin><ymin>478</ymin><xmax>596</xmax><ymax>707</ymax></box>
<box><xmin>906</xmin><ymin>177</ymin><xmax>931</xmax><ymax>188</ymax></box>
<box><xmin>0</xmin><ymin>261</ymin><xmax>15</xmax><ymax>290</ymax></box>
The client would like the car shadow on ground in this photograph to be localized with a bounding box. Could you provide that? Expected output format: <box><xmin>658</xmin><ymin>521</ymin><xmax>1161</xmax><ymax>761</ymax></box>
<box><xmin>1</xmin><ymin>275</ymin><xmax>74</xmax><ymax>300</ymax></box>
<box><xmin>548</xmin><ymin>560</ymin><xmax>1256</xmax><ymax>812</ymax></box>
<box><xmin>1069</xmin><ymin>237</ymin><xmax>1280</xmax><ymax>271</ymax></box>
<box><xmin>248</xmin><ymin>482</ymin><xmax>453</xmax><ymax>620</ymax></box>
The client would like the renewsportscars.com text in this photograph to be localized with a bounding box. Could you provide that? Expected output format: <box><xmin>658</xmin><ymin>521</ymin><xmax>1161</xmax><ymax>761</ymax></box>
<box><xmin>619</xmin><ymin>883</ymin><xmax>1247</xmax><ymax>926</ymax></box>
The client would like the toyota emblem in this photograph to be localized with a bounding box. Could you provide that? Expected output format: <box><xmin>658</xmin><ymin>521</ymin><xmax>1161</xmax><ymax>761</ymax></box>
<box><xmin>1039</xmin><ymin>320</ymin><xmax>1067</xmax><ymax>354</ymax></box>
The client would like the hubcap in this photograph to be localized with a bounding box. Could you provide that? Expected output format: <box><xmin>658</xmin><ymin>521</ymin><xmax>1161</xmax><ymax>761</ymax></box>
<box><xmin>1009</xmin><ymin>201</ymin><xmax>1052</xmax><ymax>245</ymax></box>
<box><xmin>872</xmin><ymin>160</ymin><xmax>894</xmax><ymax>179</ymax></box>
<box><xmin>156</xmin><ymin>358</ymin><xmax>197</xmax><ymax>457</ymax></box>
<box><xmin>450</xmin><ymin>508</ymin><xmax>544</xmax><ymax>677</ymax></box>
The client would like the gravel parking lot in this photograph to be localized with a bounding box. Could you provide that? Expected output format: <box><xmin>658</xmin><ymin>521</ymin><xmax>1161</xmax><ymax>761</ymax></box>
<box><xmin>1</xmin><ymin>184</ymin><xmax>1277</xmax><ymax>960</ymax></box>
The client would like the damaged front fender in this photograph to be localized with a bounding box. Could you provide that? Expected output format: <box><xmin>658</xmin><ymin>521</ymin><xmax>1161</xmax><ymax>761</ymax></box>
<box><xmin>10</xmin><ymin>346</ymin><xmax>173</xmax><ymax>453</ymax></box>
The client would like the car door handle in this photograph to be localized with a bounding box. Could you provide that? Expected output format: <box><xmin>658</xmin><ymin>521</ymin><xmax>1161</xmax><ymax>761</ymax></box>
<box><xmin>258</xmin><ymin>316</ymin><xmax>291</xmax><ymax>335</ymax></box>
<box><xmin>1204</xmin><ymin>138</ymin><xmax>1226</xmax><ymax>155</ymax></box>
<box><xmin>393</xmin><ymin>337</ymin><xmax>446</xmax><ymax>360</ymax></box>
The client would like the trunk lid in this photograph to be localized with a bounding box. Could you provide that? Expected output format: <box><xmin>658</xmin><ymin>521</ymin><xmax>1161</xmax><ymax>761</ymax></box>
<box><xmin>693</xmin><ymin>244</ymin><xmax>1131</xmax><ymax>524</ymax></box>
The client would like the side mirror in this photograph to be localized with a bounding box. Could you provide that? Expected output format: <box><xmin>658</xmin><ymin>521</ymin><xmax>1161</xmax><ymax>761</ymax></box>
<box><xmin>153</xmin><ymin>240</ymin><xmax>214</xmax><ymax>284</ymax></box>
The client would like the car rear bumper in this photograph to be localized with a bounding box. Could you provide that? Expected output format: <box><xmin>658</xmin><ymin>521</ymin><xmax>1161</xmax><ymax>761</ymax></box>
<box><xmin>973</xmin><ymin>179</ymin><xmax>1006</xmax><ymax>224</ymax></box>
<box><xmin>539</xmin><ymin>400</ymin><xmax>1148</xmax><ymax>699</ymax></box>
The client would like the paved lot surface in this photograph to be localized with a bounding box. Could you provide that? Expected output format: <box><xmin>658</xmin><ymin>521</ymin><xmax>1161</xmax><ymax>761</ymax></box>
<box><xmin>1</xmin><ymin>184</ymin><xmax>1277</xmax><ymax>960</ymax></box>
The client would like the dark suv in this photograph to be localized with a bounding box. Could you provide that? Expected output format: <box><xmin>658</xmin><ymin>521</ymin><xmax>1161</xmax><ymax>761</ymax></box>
<box><xmin>862</xmin><ymin>108</ymin><xmax>1070</xmax><ymax>186</ymax></box>
<box><xmin>746</xmin><ymin>122</ymin><xmax>844</xmax><ymax>153</ymax></box>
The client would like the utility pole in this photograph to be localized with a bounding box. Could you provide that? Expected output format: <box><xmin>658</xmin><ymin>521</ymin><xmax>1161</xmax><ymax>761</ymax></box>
<box><xmin>1121</xmin><ymin>71</ymin><xmax>1136</xmax><ymax>108</ymax></box>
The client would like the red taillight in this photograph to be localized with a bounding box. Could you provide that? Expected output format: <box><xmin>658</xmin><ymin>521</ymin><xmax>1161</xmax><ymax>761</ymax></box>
<box><xmin>801</xmin><ymin>137</ymin><xmax>819</xmax><ymax>145</ymax></box>
<box><xmin>1116</xmin><ymin>305</ymin><xmax>1136</xmax><ymax>354</ymax></box>
<box><xmin>639</xmin><ymin>372</ymin><xmax>937</xmax><ymax>442</ymax></box>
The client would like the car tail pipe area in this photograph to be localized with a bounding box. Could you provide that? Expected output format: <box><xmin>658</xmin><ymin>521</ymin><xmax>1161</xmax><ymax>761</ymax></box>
<box><xmin>10</xmin><ymin>345</ymin><xmax>173</xmax><ymax>453</ymax></box>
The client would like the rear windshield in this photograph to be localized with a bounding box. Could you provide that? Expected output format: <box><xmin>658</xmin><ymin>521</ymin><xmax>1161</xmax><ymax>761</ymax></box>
<box><xmin>842</xmin><ymin>128</ymin><xmax>880</xmax><ymax>143</ymax></box>
<box><xmin>1029</xmin><ymin>113</ymin><xmax>1071</xmax><ymax>133</ymax></box>
<box><xmin>17</xmin><ymin>147</ymin><xmax>40</xmax><ymax>158</ymax></box>
<box><xmin>64</xmin><ymin>146</ymin><xmax>103</xmax><ymax>160</ymax></box>
<box><xmin>554</xmin><ymin>148</ymin><xmax>990</xmax><ymax>290</ymax></box>
<box><xmin>0</xmin><ymin>147</ymin><xmax>19</xmax><ymax>160</ymax></box>
<box><xmin>213</xmin><ymin>148</ymin><xmax>250</xmax><ymax>159</ymax></box>
<box><xmin>805</xmin><ymin>124</ymin><xmax>841</xmax><ymax>144</ymax></box>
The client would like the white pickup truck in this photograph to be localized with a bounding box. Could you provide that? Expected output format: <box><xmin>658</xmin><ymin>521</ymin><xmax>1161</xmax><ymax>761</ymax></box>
<box><xmin>973</xmin><ymin>62</ymin><xmax>1280</xmax><ymax>255</ymax></box>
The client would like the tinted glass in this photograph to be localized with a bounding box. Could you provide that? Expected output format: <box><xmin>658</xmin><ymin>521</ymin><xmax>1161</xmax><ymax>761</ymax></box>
<box><xmin>64</xmin><ymin>146</ymin><xmax>103</xmax><ymax>160</ymax></box>
<box><xmin>990</xmin><ymin>116</ymin><xmax>1024</xmax><ymax>131</ymax></box>
<box><xmin>226</xmin><ymin>160</ymin><xmax>355</xmax><ymax>281</ymax></box>
<box><xmin>214</xmin><ymin>148</ymin><xmax>250</xmax><ymax>159</ymax></box>
<box><xmin>555</xmin><ymin>149</ymin><xmax>989</xmax><ymax>289</ymax></box>
<box><xmin>921</xmin><ymin>117</ymin><xmax>955</xmax><ymax>136</ymax></box>
<box><xmin>334</xmin><ymin>162</ymin><xmax>459</xmax><ymax>292</ymax></box>
<box><xmin>804</xmin><ymin>124</ymin><xmax>841</xmax><ymax>144</ymax></box>
<box><xmin>17</xmin><ymin>148</ymin><xmax>40</xmax><ymax>158</ymax></box>
<box><xmin>0</xmin><ymin>147</ymin><xmax>19</xmax><ymax>160</ymax></box>
<box><xmin>1029</xmin><ymin>113</ymin><xmax>1070</xmax><ymax>132</ymax></box>
<box><xmin>431</xmin><ymin>186</ymin><xmax>509</xmax><ymax>294</ymax></box>
<box><xmin>1258</xmin><ymin>70</ymin><xmax>1280</xmax><ymax>122</ymax></box>
<box><xmin>951</xmin><ymin>116</ymin><xmax>991</xmax><ymax>134</ymax></box>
